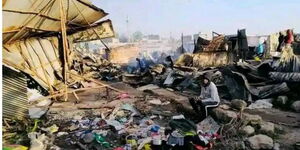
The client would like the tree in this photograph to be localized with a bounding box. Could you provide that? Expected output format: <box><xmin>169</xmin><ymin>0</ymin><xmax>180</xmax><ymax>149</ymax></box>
<box><xmin>132</xmin><ymin>31</ymin><xmax>143</xmax><ymax>42</ymax></box>
<box><xmin>119</xmin><ymin>34</ymin><xmax>129</xmax><ymax>43</ymax></box>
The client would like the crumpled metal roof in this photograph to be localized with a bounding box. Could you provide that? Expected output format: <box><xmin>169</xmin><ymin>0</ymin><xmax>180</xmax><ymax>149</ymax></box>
<box><xmin>2</xmin><ymin>0</ymin><xmax>115</xmax><ymax>91</ymax></box>
<box><xmin>3</xmin><ymin>0</ymin><xmax>108</xmax><ymax>43</ymax></box>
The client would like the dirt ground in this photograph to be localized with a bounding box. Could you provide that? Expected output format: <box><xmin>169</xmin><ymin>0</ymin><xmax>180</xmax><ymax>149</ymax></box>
<box><xmin>45</xmin><ymin>81</ymin><xmax>300</xmax><ymax>149</ymax></box>
<box><xmin>245</xmin><ymin>108</ymin><xmax>300</xmax><ymax>149</ymax></box>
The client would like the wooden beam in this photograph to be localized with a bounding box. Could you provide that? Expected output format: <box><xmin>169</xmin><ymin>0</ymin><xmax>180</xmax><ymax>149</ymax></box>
<box><xmin>6</xmin><ymin>0</ymin><xmax>55</xmax><ymax>43</ymax></box>
<box><xmin>71</xmin><ymin>0</ymin><xmax>111</xmax><ymax>52</ymax></box>
<box><xmin>3</xmin><ymin>9</ymin><xmax>61</xmax><ymax>21</ymax></box>
<box><xmin>29</xmin><ymin>85</ymin><xmax>107</xmax><ymax>105</ymax></box>
<box><xmin>68</xmin><ymin>71</ymin><xmax>125</xmax><ymax>93</ymax></box>
<box><xmin>73</xmin><ymin>91</ymin><xmax>80</xmax><ymax>103</ymax></box>
<box><xmin>60</xmin><ymin>0</ymin><xmax>70</xmax><ymax>101</ymax></box>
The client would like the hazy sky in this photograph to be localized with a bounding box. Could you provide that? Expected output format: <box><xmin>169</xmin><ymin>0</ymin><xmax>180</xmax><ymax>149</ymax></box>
<box><xmin>92</xmin><ymin>0</ymin><xmax>300</xmax><ymax>38</ymax></box>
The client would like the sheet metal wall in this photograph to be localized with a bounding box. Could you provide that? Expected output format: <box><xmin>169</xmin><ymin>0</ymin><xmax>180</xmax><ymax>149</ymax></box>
<box><xmin>3</xmin><ymin>66</ymin><xmax>28</xmax><ymax>119</ymax></box>
<box><xmin>3</xmin><ymin>37</ymin><xmax>64</xmax><ymax>90</ymax></box>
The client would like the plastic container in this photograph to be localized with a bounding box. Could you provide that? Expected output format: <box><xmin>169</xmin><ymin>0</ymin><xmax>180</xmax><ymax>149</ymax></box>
<box><xmin>152</xmin><ymin>135</ymin><xmax>162</xmax><ymax>145</ymax></box>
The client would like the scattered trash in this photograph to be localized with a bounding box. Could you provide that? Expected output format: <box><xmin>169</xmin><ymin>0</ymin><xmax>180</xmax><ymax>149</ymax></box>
<box><xmin>137</xmin><ymin>84</ymin><xmax>160</xmax><ymax>91</ymax></box>
<box><xmin>3</xmin><ymin>145</ymin><xmax>28</xmax><ymax>150</ymax></box>
<box><xmin>106</xmin><ymin>120</ymin><xmax>124</xmax><ymax>131</ymax></box>
<box><xmin>29</xmin><ymin>108</ymin><xmax>47</xmax><ymax>119</ymax></box>
<box><xmin>117</xmin><ymin>93</ymin><xmax>131</xmax><ymax>99</ymax></box>
<box><xmin>94</xmin><ymin>133</ymin><xmax>111</xmax><ymax>148</ymax></box>
<box><xmin>41</xmin><ymin>124</ymin><xmax>59</xmax><ymax>134</ymax></box>
<box><xmin>28</xmin><ymin>132</ymin><xmax>48</xmax><ymax>150</ymax></box>
<box><xmin>197</xmin><ymin>116</ymin><xmax>220</xmax><ymax>135</ymax></box>
<box><xmin>172</xmin><ymin>114</ymin><xmax>185</xmax><ymax>120</ymax></box>
<box><xmin>82</xmin><ymin>132</ymin><xmax>94</xmax><ymax>144</ymax></box>
<box><xmin>248</xmin><ymin>99</ymin><xmax>273</xmax><ymax>109</ymax></box>
<box><xmin>148</xmin><ymin>99</ymin><xmax>162</xmax><ymax>105</ymax></box>
<box><xmin>121</xmin><ymin>103</ymin><xmax>140</xmax><ymax>116</ymax></box>
<box><xmin>57</xmin><ymin>132</ymin><xmax>68</xmax><ymax>137</ymax></box>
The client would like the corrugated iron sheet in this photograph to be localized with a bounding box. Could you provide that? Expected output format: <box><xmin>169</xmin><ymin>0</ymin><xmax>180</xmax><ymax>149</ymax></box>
<box><xmin>3</xmin><ymin>37</ymin><xmax>64</xmax><ymax>90</ymax></box>
<box><xmin>70</xmin><ymin>19</ymin><xmax>115</xmax><ymax>43</ymax></box>
<box><xmin>3</xmin><ymin>0</ymin><xmax>108</xmax><ymax>43</ymax></box>
<box><xmin>3</xmin><ymin>66</ymin><xmax>28</xmax><ymax>119</ymax></box>
<box><xmin>2</xmin><ymin>0</ymin><xmax>115</xmax><ymax>92</ymax></box>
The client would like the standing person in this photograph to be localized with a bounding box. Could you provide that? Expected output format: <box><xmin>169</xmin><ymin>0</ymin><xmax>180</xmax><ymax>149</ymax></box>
<box><xmin>103</xmin><ymin>48</ymin><xmax>111</xmax><ymax>60</ymax></box>
<box><xmin>277</xmin><ymin>32</ymin><xmax>285</xmax><ymax>52</ymax></box>
<box><xmin>284</xmin><ymin>29</ymin><xmax>294</xmax><ymax>45</ymax></box>
<box><xmin>256</xmin><ymin>40</ymin><xmax>266</xmax><ymax>58</ymax></box>
<box><xmin>237</xmin><ymin>29</ymin><xmax>249</xmax><ymax>61</ymax></box>
<box><xmin>189</xmin><ymin>73</ymin><xmax>220</xmax><ymax>120</ymax></box>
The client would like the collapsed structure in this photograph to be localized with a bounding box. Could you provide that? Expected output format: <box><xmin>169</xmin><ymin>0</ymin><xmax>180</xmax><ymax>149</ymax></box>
<box><xmin>3</xmin><ymin>0</ymin><xmax>115</xmax><ymax>118</ymax></box>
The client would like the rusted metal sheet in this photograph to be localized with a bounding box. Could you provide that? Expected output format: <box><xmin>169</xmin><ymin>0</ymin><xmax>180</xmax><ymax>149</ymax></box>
<box><xmin>70</xmin><ymin>20</ymin><xmax>115</xmax><ymax>43</ymax></box>
<box><xmin>3</xmin><ymin>66</ymin><xmax>28</xmax><ymax>119</ymax></box>
<box><xmin>2</xmin><ymin>0</ymin><xmax>115</xmax><ymax>94</ymax></box>
<box><xmin>193</xmin><ymin>51</ymin><xmax>229</xmax><ymax>68</ymax></box>
<box><xmin>3</xmin><ymin>0</ymin><xmax>108</xmax><ymax>43</ymax></box>
<box><xmin>175</xmin><ymin>51</ymin><xmax>230</xmax><ymax>68</ymax></box>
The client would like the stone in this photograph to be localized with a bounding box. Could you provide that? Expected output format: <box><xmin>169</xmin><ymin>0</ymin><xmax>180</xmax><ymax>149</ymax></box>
<box><xmin>68</xmin><ymin>124</ymin><xmax>79</xmax><ymax>131</ymax></box>
<box><xmin>74</xmin><ymin>115</ymin><xmax>83</xmax><ymax>120</ymax></box>
<box><xmin>246</xmin><ymin>134</ymin><xmax>273</xmax><ymax>150</ymax></box>
<box><xmin>240</xmin><ymin>125</ymin><xmax>255</xmax><ymax>136</ymax></box>
<box><xmin>231</xmin><ymin>99</ymin><xmax>247</xmax><ymax>110</ymax></box>
<box><xmin>243</xmin><ymin>113</ymin><xmax>262</xmax><ymax>125</ymax></box>
<box><xmin>295</xmin><ymin>142</ymin><xmax>300</xmax><ymax>150</ymax></box>
<box><xmin>234</xmin><ymin>141</ymin><xmax>246</xmax><ymax>150</ymax></box>
<box><xmin>57</xmin><ymin>132</ymin><xmax>68</xmax><ymax>137</ymax></box>
<box><xmin>219</xmin><ymin>104</ymin><xmax>231</xmax><ymax>110</ymax></box>
<box><xmin>273</xmin><ymin>143</ymin><xmax>280</xmax><ymax>150</ymax></box>
<box><xmin>276</xmin><ymin>96</ymin><xmax>288</xmax><ymax>106</ymax></box>
<box><xmin>291</xmin><ymin>101</ymin><xmax>300</xmax><ymax>112</ymax></box>
<box><xmin>148</xmin><ymin>99</ymin><xmax>162</xmax><ymax>105</ymax></box>
<box><xmin>259</xmin><ymin>122</ymin><xmax>275</xmax><ymax>135</ymax></box>
<box><xmin>248</xmin><ymin>99</ymin><xmax>273</xmax><ymax>109</ymax></box>
<box><xmin>137</xmin><ymin>84</ymin><xmax>160</xmax><ymax>91</ymax></box>
<box><xmin>212</xmin><ymin>107</ymin><xmax>237</xmax><ymax>123</ymax></box>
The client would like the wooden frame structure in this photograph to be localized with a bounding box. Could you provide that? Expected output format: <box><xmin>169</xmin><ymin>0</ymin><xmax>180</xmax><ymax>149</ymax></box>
<box><xmin>3</xmin><ymin>0</ymin><xmax>121</xmax><ymax>102</ymax></box>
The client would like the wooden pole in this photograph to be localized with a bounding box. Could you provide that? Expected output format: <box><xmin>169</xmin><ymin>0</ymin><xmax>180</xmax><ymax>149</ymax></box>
<box><xmin>71</xmin><ymin>0</ymin><xmax>110</xmax><ymax>51</ymax></box>
<box><xmin>68</xmin><ymin>71</ymin><xmax>125</xmax><ymax>93</ymax></box>
<box><xmin>29</xmin><ymin>85</ymin><xmax>107</xmax><ymax>105</ymax></box>
<box><xmin>181</xmin><ymin>33</ymin><xmax>184</xmax><ymax>54</ymax></box>
<box><xmin>59</xmin><ymin>0</ymin><xmax>69</xmax><ymax>101</ymax></box>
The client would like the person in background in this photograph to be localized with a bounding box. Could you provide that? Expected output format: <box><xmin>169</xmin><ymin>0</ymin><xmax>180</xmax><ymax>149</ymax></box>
<box><xmin>284</xmin><ymin>29</ymin><xmax>294</xmax><ymax>45</ymax></box>
<box><xmin>255</xmin><ymin>40</ymin><xmax>266</xmax><ymax>58</ymax></box>
<box><xmin>237</xmin><ymin>29</ymin><xmax>249</xmax><ymax>62</ymax></box>
<box><xmin>189</xmin><ymin>73</ymin><xmax>220</xmax><ymax>120</ymax></box>
<box><xmin>164</xmin><ymin>56</ymin><xmax>174</xmax><ymax>70</ymax></box>
<box><xmin>136</xmin><ymin>58</ymin><xmax>148</xmax><ymax>74</ymax></box>
<box><xmin>277</xmin><ymin>32</ymin><xmax>285</xmax><ymax>52</ymax></box>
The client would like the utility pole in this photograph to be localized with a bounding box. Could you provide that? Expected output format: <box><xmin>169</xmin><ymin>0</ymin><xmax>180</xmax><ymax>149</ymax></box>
<box><xmin>126</xmin><ymin>15</ymin><xmax>130</xmax><ymax>42</ymax></box>
<box><xmin>181</xmin><ymin>33</ymin><xmax>184</xmax><ymax>54</ymax></box>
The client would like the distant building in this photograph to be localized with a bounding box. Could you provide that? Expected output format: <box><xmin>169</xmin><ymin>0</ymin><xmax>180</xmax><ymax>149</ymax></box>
<box><xmin>145</xmin><ymin>34</ymin><xmax>160</xmax><ymax>40</ymax></box>
<box><xmin>102</xmin><ymin>38</ymin><xmax>120</xmax><ymax>44</ymax></box>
